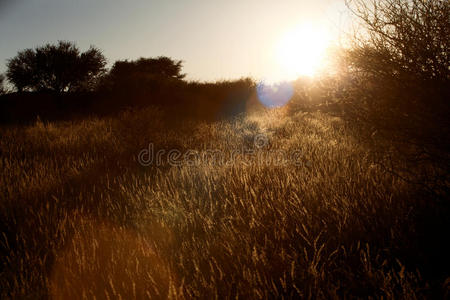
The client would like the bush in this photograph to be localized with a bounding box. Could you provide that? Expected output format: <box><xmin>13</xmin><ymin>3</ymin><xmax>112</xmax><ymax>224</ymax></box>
<box><xmin>339</xmin><ymin>0</ymin><xmax>450</xmax><ymax>195</ymax></box>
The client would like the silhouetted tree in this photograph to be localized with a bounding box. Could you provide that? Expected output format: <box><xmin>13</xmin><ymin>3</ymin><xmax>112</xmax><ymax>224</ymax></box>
<box><xmin>345</xmin><ymin>0</ymin><xmax>449</xmax><ymax>83</ymax></box>
<box><xmin>6</xmin><ymin>41</ymin><xmax>106</xmax><ymax>92</ymax></box>
<box><xmin>341</xmin><ymin>0</ymin><xmax>449</xmax><ymax>136</ymax></box>
<box><xmin>0</xmin><ymin>74</ymin><xmax>5</xmax><ymax>95</ymax></box>
<box><xmin>135</xmin><ymin>56</ymin><xmax>185</xmax><ymax>79</ymax></box>
<box><xmin>341</xmin><ymin>0</ymin><xmax>450</xmax><ymax>195</ymax></box>
<box><xmin>105</xmin><ymin>56</ymin><xmax>185</xmax><ymax>90</ymax></box>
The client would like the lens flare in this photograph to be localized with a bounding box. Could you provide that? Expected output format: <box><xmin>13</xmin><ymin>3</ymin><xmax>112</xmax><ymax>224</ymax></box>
<box><xmin>256</xmin><ymin>81</ymin><xmax>294</xmax><ymax>108</ymax></box>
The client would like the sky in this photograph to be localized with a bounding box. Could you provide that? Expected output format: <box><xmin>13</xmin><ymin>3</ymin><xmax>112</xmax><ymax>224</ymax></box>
<box><xmin>0</xmin><ymin>0</ymin><xmax>350</xmax><ymax>82</ymax></box>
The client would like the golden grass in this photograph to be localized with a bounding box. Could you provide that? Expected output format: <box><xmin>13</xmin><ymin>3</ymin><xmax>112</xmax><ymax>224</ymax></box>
<box><xmin>0</xmin><ymin>107</ymin><xmax>443</xmax><ymax>298</ymax></box>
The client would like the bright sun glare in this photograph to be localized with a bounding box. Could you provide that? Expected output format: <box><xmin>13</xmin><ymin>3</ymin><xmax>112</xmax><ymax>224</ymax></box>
<box><xmin>276</xmin><ymin>23</ymin><xmax>332</xmax><ymax>80</ymax></box>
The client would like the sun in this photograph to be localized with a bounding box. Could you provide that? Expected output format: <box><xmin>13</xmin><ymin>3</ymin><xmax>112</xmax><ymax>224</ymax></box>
<box><xmin>276</xmin><ymin>23</ymin><xmax>331</xmax><ymax>79</ymax></box>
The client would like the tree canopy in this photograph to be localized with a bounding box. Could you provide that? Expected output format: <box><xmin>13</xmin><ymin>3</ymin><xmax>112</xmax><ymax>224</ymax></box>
<box><xmin>345</xmin><ymin>0</ymin><xmax>449</xmax><ymax>83</ymax></box>
<box><xmin>104</xmin><ymin>56</ymin><xmax>185</xmax><ymax>91</ymax></box>
<box><xmin>110</xmin><ymin>56</ymin><xmax>185</xmax><ymax>80</ymax></box>
<box><xmin>6</xmin><ymin>41</ymin><xmax>106</xmax><ymax>93</ymax></box>
<box><xmin>0</xmin><ymin>74</ymin><xmax>5</xmax><ymax>95</ymax></box>
<box><xmin>342</xmin><ymin>0</ymin><xmax>449</xmax><ymax>126</ymax></box>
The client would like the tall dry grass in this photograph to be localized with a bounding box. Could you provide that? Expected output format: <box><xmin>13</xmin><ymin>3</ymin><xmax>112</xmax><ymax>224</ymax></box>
<box><xmin>1</xmin><ymin>106</ymin><xmax>448</xmax><ymax>298</ymax></box>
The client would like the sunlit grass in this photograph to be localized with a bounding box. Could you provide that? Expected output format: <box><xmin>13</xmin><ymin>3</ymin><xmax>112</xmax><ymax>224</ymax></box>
<box><xmin>0</xmin><ymin>107</ymin><xmax>440</xmax><ymax>298</ymax></box>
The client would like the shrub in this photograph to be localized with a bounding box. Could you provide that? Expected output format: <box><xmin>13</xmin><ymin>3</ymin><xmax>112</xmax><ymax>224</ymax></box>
<box><xmin>339</xmin><ymin>0</ymin><xmax>450</xmax><ymax>195</ymax></box>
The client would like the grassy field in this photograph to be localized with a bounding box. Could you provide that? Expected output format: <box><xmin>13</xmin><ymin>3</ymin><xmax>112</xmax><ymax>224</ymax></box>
<box><xmin>1</xmin><ymin>106</ymin><xmax>448</xmax><ymax>298</ymax></box>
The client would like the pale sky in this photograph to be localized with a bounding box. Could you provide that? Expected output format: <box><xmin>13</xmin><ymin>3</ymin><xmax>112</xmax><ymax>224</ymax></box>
<box><xmin>0</xmin><ymin>0</ymin><xmax>350</xmax><ymax>82</ymax></box>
